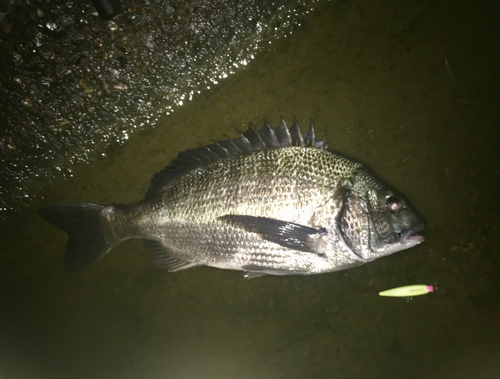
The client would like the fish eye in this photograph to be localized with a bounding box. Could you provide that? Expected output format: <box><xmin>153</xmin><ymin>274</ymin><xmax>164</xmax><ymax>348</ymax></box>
<box><xmin>386</xmin><ymin>196</ymin><xmax>401</xmax><ymax>213</ymax></box>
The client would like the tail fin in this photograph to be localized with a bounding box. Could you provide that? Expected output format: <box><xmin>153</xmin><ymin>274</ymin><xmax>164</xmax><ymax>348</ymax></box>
<box><xmin>38</xmin><ymin>204</ymin><xmax>122</xmax><ymax>270</ymax></box>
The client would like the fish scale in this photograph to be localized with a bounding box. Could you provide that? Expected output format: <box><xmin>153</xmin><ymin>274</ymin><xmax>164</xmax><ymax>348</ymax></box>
<box><xmin>39</xmin><ymin>118</ymin><xmax>425</xmax><ymax>276</ymax></box>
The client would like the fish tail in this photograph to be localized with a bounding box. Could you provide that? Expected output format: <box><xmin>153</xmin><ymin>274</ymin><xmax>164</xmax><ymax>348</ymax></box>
<box><xmin>38</xmin><ymin>203</ymin><xmax>122</xmax><ymax>270</ymax></box>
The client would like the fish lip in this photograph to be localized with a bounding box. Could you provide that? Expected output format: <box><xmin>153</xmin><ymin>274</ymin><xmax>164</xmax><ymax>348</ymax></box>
<box><xmin>402</xmin><ymin>221</ymin><xmax>426</xmax><ymax>241</ymax></box>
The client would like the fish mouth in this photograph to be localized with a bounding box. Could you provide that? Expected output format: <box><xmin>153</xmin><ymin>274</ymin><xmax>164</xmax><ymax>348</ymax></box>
<box><xmin>402</xmin><ymin>221</ymin><xmax>426</xmax><ymax>244</ymax></box>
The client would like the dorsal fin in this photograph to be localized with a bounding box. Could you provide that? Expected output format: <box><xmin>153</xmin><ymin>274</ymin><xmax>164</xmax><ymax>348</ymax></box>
<box><xmin>145</xmin><ymin>117</ymin><xmax>328</xmax><ymax>198</ymax></box>
<box><xmin>258</xmin><ymin>120</ymin><xmax>280</xmax><ymax>147</ymax></box>
<box><xmin>289</xmin><ymin>117</ymin><xmax>304</xmax><ymax>146</ymax></box>
<box><xmin>274</xmin><ymin>118</ymin><xmax>292</xmax><ymax>146</ymax></box>
<box><xmin>303</xmin><ymin>124</ymin><xmax>315</xmax><ymax>147</ymax></box>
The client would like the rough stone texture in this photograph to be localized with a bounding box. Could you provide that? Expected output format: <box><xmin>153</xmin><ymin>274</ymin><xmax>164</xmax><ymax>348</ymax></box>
<box><xmin>0</xmin><ymin>0</ymin><xmax>320</xmax><ymax>219</ymax></box>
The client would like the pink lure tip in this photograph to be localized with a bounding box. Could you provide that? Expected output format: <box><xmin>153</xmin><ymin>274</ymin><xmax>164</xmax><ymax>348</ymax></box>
<box><xmin>426</xmin><ymin>285</ymin><xmax>434</xmax><ymax>293</ymax></box>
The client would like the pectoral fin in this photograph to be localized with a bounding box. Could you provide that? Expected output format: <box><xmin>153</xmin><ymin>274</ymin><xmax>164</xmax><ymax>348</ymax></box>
<box><xmin>218</xmin><ymin>215</ymin><xmax>327</xmax><ymax>255</ymax></box>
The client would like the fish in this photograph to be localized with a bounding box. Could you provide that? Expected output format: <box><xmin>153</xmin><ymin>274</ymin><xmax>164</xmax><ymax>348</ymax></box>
<box><xmin>38</xmin><ymin>117</ymin><xmax>425</xmax><ymax>277</ymax></box>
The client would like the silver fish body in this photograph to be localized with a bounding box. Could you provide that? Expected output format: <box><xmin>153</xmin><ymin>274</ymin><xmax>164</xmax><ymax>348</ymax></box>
<box><xmin>39</xmin><ymin>118</ymin><xmax>425</xmax><ymax>277</ymax></box>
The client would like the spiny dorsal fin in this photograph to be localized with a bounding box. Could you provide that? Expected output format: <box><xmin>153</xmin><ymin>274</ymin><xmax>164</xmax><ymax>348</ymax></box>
<box><xmin>289</xmin><ymin>117</ymin><xmax>304</xmax><ymax>146</ymax></box>
<box><xmin>243</xmin><ymin>124</ymin><xmax>265</xmax><ymax>150</ymax></box>
<box><xmin>145</xmin><ymin>117</ymin><xmax>328</xmax><ymax>198</ymax></box>
<box><xmin>274</xmin><ymin>118</ymin><xmax>292</xmax><ymax>147</ymax></box>
<box><xmin>258</xmin><ymin>120</ymin><xmax>280</xmax><ymax>147</ymax></box>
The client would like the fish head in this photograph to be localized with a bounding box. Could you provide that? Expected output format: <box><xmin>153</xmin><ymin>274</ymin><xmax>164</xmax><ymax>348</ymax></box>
<box><xmin>365</xmin><ymin>186</ymin><xmax>425</xmax><ymax>257</ymax></box>
<box><xmin>340</xmin><ymin>171</ymin><xmax>425</xmax><ymax>261</ymax></box>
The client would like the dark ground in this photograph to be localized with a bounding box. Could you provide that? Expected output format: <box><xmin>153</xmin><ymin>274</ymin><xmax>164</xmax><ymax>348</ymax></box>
<box><xmin>1</xmin><ymin>0</ymin><xmax>500</xmax><ymax>378</ymax></box>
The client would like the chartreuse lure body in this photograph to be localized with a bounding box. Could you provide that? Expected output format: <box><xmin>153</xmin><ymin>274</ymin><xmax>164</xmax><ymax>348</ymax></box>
<box><xmin>379</xmin><ymin>285</ymin><xmax>434</xmax><ymax>297</ymax></box>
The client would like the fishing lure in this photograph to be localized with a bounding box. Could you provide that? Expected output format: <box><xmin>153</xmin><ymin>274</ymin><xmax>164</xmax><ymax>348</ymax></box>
<box><xmin>379</xmin><ymin>284</ymin><xmax>434</xmax><ymax>297</ymax></box>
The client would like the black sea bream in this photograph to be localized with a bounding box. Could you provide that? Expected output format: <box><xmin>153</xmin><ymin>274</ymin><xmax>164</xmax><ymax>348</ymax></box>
<box><xmin>39</xmin><ymin>118</ymin><xmax>425</xmax><ymax>277</ymax></box>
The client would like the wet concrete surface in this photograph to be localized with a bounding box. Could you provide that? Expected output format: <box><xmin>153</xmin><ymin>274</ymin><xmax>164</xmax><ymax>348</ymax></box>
<box><xmin>0</xmin><ymin>0</ymin><xmax>318</xmax><ymax>219</ymax></box>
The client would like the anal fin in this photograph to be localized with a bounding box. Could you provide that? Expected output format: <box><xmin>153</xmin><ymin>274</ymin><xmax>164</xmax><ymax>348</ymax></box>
<box><xmin>145</xmin><ymin>240</ymin><xmax>200</xmax><ymax>272</ymax></box>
